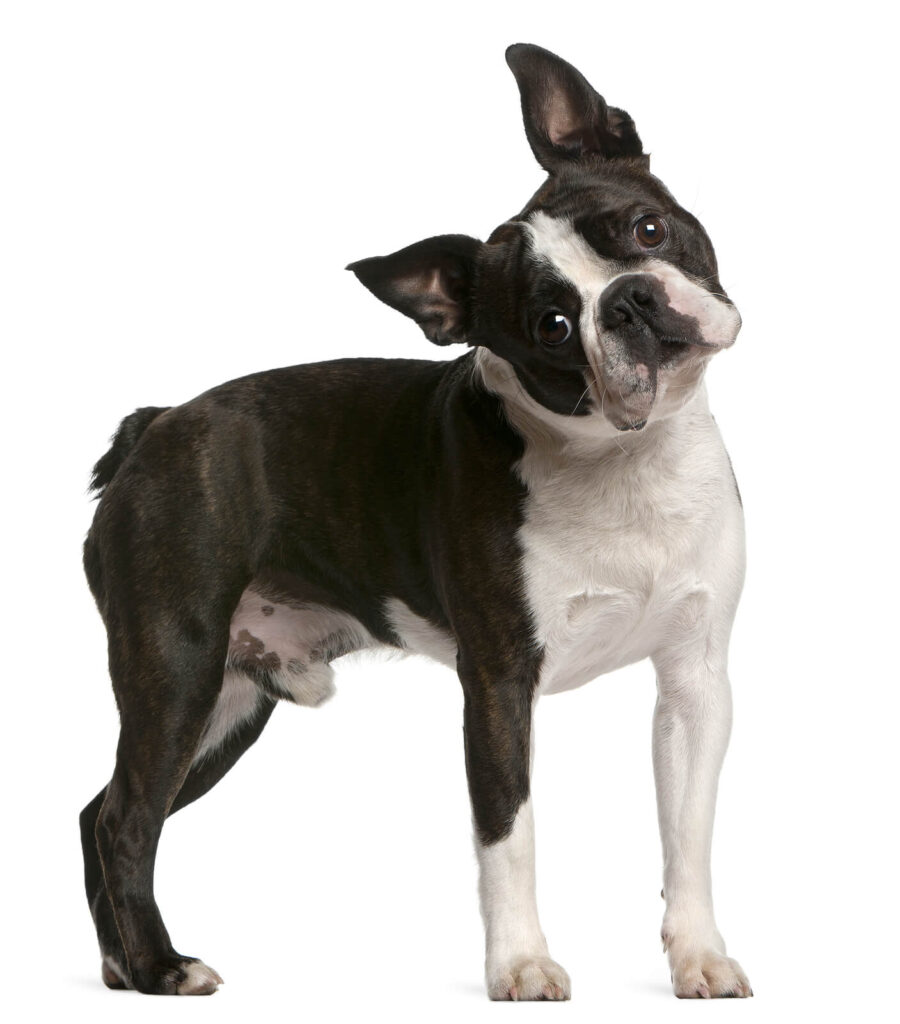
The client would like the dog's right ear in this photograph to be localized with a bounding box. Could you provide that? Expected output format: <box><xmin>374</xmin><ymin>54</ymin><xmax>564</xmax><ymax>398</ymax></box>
<box><xmin>347</xmin><ymin>234</ymin><xmax>481</xmax><ymax>346</ymax></box>
<box><xmin>506</xmin><ymin>43</ymin><xmax>645</xmax><ymax>172</ymax></box>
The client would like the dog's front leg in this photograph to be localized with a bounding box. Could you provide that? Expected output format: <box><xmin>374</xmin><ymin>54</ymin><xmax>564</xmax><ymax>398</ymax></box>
<box><xmin>652</xmin><ymin>645</ymin><xmax>752</xmax><ymax>998</ymax></box>
<box><xmin>459</xmin><ymin>656</ymin><xmax>570</xmax><ymax>1001</ymax></box>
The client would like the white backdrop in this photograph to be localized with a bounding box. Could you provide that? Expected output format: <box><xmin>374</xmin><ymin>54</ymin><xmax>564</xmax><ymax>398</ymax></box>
<box><xmin>2</xmin><ymin>2</ymin><xmax>897</xmax><ymax>1021</ymax></box>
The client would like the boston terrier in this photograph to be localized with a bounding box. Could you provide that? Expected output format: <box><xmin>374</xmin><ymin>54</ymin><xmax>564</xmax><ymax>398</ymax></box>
<box><xmin>80</xmin><ymin>43</ymin><xmax>751</xmax><ymax>1000</ymax></box>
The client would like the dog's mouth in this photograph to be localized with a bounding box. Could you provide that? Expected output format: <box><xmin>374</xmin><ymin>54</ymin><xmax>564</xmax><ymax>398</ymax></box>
<box><xmin>587</xmin><ymin>329</ymin><xmax>718</xmax><ymax>432</ymax></box>
<box><xmin>659</xmin><ymin>335</ymin><xmax>720</xmax><ymax>357</ymax></box>
<box><xmin>587</xmin><ymin>366</ymin><xmax>654</xmax><ymax>432</ymax></box>
<box><xmin>588</xmin><ymin>270</ymin><xmax>740</xmax><ymax>431</ymax></box>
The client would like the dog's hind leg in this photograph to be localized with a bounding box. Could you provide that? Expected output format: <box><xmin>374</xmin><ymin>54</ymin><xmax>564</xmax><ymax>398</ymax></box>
<box><xmin>89</xmin><ymin>602</ymin><xmax>260</xmax><ymax>996</ymax></box>
<box><xmin>79</xmin><ymin>391</ymin><xmax>285</xmax><ymax>993</ymax></box>
<box><xmin>80</xmin><ymin>787</ymin><xmax>130</xmax><ymax>989</ymax></box>
<box><xmin>80</xmin><ymin>683</ymin><xmax>276</xmax><ymax>989</ymax></box>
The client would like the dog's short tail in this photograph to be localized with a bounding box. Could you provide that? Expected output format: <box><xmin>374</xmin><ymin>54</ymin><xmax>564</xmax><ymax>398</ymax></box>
<box><xmin>89</xmin><ymin>406</ymin><xmax>170</xmax><ymax>496</ymax></box>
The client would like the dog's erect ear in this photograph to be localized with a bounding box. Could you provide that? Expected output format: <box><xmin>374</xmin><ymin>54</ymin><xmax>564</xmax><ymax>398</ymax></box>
<box><xmin>347</xmin><ymin>234</ymin><xmax>481</xmax><ymax>346</ymax></box>
<box><xmin>505</xmin><ymin>43</ymin><xmax>644</xmax><ymax>171</ymax></box>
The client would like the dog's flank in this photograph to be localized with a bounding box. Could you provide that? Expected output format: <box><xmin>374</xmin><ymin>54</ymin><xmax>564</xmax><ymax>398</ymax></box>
<box><xmin>80</xmin><ymin>43</ymin><xmax>750</xmax><ymax>1000</ymax></box>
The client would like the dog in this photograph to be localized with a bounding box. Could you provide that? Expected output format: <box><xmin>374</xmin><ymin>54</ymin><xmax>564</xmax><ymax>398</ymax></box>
<box><xmin>80</xmin><ymin>43</ymin><xmax>751</xmax><ymax>1000</ymax></box>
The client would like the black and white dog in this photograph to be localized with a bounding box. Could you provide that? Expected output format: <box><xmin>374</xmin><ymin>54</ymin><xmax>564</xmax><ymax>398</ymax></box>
<box><xmin>80</xmin><ymin>43</ymin><xmax>751</xmax><ymax>1000</ymax></box>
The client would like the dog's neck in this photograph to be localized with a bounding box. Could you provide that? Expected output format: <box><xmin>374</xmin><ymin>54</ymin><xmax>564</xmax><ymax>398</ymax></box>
<box><xmin>474</xmin><ymin>346</ymin><xmax>713</xmax><ymax>468</ymax></box>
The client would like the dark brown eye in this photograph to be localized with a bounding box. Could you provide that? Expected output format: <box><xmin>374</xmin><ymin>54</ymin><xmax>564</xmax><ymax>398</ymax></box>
<box><xmin>634</xmin><ymin>214</ymin><xmax>668</xmax><ymax>249</ymax></box>
<box><xmin>537</xmin><ymin>312</ymin><xmax>573</xmax><ymax>346</ymax></box>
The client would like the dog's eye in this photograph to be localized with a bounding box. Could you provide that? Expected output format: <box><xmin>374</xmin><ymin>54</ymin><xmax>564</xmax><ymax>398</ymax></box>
<box><xmin>537</xmin><ymin>312</ymin><xmax>573</xmax><ymax>346</ymax></box>
<box><xmin>634</xmin><ymin>215</ymin><xmax>668</xmax><ymax>249</ymax></box>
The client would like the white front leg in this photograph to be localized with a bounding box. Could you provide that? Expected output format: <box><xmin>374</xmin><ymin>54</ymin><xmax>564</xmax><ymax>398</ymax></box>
<box><xmin>652</xmin><ymin>651</ymin><xmax>752</xmax><ymax>998</ymax></box>
<box><xmin>476</xmin><ymin>799</ymin><xmax>571</xmax><ymax>1000</ymax></box>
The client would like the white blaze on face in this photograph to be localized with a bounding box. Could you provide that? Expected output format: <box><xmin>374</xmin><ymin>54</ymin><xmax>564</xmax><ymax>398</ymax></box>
<box><xmin>525</xmin><ymin>211</ymin><xmax>740</xmax><ymax>350</ymax></box>
<box><xmin>524</xmin><ymin>211</ymin><xmax>617</xmax><ymax>351</ymax></box>
<box><xmin>523</xmin><ymin>211</ymin><xmax>739</xmax><ymax>429</ymax></box>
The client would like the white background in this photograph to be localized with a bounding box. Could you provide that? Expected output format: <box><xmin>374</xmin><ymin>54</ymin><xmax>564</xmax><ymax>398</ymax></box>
<box><xmin>1</xmin><ymin>1</ymin><xmax>897</xmax><ymax>1021</ymax></box>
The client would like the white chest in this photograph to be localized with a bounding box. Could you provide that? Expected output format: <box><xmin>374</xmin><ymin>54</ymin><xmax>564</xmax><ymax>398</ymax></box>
<box><xmin>517</xmin><ymin>418</ymin><xmax>741</xmax><ymax>695</ymax></box>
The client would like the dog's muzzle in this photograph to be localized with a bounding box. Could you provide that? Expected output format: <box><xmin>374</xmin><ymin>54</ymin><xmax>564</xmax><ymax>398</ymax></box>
<box><xmin>599</xmin><ymin>274</ymin><xmax>707</xmax><ymax>363</ymax></box>
<box><xmin>592</xmin><ymin>272</ymin><xmax>737</xmax><ymax>430</ymax></box>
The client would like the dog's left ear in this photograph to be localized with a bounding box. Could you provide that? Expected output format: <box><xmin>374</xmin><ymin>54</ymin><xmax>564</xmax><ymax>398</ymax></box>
<box><xmin>506</xmin><ymin>43</ymin><xmax>645</xmax><ymax>172</ymax></box>
<box><xmin>347</xmin><ymin>234</ymin><xmax>481</xmax><ymax>346</ymax></box>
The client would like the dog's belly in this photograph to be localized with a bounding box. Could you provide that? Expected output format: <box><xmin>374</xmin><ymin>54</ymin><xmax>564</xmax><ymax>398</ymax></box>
<box><xmin>195</xmin><ymin>586</ymin><xmax>378</xmax><ymax>763</ymax></box>
<box><xmin>225</xmin><ymin>586</ymin><xmax>376</xmax><ymax>705</ymax></box>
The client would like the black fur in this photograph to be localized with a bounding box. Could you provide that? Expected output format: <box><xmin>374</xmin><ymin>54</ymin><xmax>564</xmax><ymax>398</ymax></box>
<box><xmin>80</xmin><ymin>42</ymin><xmax>736</xmax><ymax>995</ymax></box>
<box><xmin>81</xmin><ymin>355</ymin><xmax>539</xmax><ymax>988</ymax></box>
<box><xmin>89</xmin><ymin>406</ymin><xmax>170</xmax><ymax>495</ymax></box>
<box><xmin>505</xmin><ymin>43</ymin><xmax>644</xmax><ymax>168</ymax></box>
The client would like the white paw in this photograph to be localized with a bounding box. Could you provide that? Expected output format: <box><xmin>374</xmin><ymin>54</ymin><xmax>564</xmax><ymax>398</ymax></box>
<box><xmin>487</xmin><ymin>956</ymin><xmax>571</xmax><ymax>1001</ymax></box>
<box><xmin>175</xmin><ymin>959</ymin><xmax>224</xmax><ymax>995</ymax></box>
<box><xmin>669</xmin><ymin>949</ymin><xmax>751</xmax><ymax>999</ymax></box>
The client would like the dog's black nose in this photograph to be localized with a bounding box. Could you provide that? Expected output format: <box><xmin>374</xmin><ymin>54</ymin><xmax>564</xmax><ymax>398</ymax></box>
<box><xmin>599</xmin><ymin>274</ymin><xmax>666</xmax><ymax>330</ymax></box>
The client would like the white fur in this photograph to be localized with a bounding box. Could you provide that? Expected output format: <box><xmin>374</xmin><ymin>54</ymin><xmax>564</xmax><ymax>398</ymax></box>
<box><xmin>525</xmin><ymin>210</ymin><xmax>617</xmax><ymax>299</ymax></box>
<box><xmin>475</xmin><ymin>218</ymin><xmax>749</xmax><ymax>995</ymax></box>
<box><xmin>477</xmin><ymin>798</ymin><xmax>570</xmax><ymax>1000</ymax></box>
<box><xmin>383</xmin><ymin>597</ymin><xmax>458</xmax><ymax>668</ymax></box>
<box><xmin>175</xmin><ymin>960</ymin><xmax>223</xmax><ymax>995</ymax></box>
<box><xmin>525</xmin><ymin>212</ymin><xmax>741</xmax><ymax>432</ymax></box>
<box><xmin>525</xmin><ymin>211</ymin><xmax>616</xmax><ymax>377</ymax></box>
<box><xmin>512</xmin><ymin>386</ymin><xmax>746</xmax><ymax>697</ymax></box>
<box><xmin>194</xmin><ymin>669</ymin><xmax>261</xmax><ymax>762</ymax></box>
<box><xmin>525</xmin><ymin>211</ymin><xmax>740</xmax><ymax>353</ymax></box>
<box><xmin>210</xmin><ymin>593</ymin><xmax>456</xmax><ymax>763</ymax></box>
<box><xmin>191</xmin><ymin>593</ymin><xmax>380</xmax><ymax>765</ymax></box>
<box><xmin>646</xmin><ymin>257</ymin><xmax>742</xmax><ymax>346</ymax></box>
<box><xmin>208</xmin><ymin>227</ymin><xmax>749</xmax><ymax>996</ymax></box>
<box><xmin>227</xmin><ymin>590</ymin><xmax>375</xmax><ymax>706</ymax></box>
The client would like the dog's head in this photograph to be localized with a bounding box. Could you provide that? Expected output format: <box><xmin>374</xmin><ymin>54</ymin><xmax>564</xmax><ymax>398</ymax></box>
<box><xmin>349</xmin><ymin>44</ymin><xmax>740</xmax><ymax>434</ymax></box>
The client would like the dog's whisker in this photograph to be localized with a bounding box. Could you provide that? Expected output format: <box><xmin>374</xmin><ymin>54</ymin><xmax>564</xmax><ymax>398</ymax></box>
<box><xmin>570</xmin><ymin>380</ymin><xmax>594</xmax><ymax>416</ymax></box>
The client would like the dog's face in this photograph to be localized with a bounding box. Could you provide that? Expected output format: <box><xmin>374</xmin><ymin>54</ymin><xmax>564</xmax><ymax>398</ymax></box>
<box><xmin>350</xmin><ymin>44</ymin><xmax>740</xmax><ymax>434</ymax></box>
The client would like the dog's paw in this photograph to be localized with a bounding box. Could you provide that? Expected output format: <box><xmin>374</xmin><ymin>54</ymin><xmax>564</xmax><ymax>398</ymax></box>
<box><xmin>176</xmin><ymin>959</ymin><xmax>224</xmax><ymax>995</ymax></box>
<box><xmin>130</xmin><ymin>955</ymin><xmax>223</xmax><ymax>995</ymax></box>
<box><xmin>487</xmin><ymin>956</ymin><xmax>571</xmax><ymax>1001</ymax></box>
<box><xmin>669</xmin><ymin>950</ymin><xmax>752</xmax><ymax>999</ymax></box>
